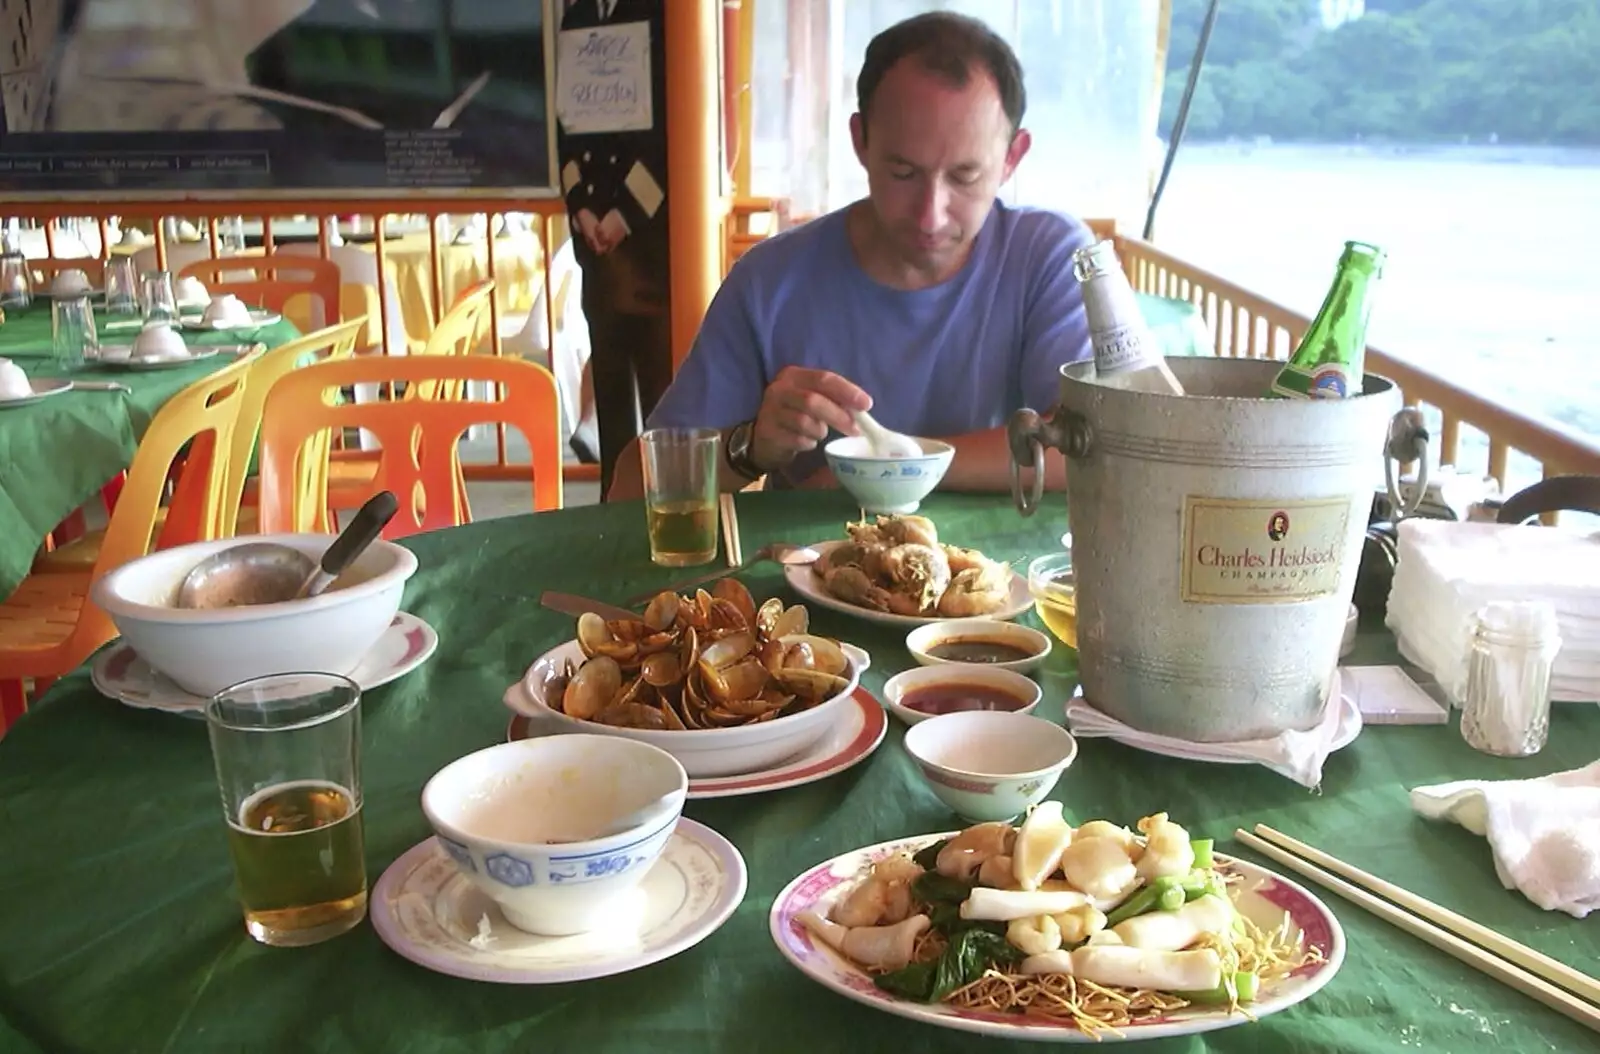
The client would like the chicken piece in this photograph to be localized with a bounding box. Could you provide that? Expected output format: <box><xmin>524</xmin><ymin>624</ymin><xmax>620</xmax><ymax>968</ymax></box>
<box><xmin>1007</xmin><ymin>914</ymin><xmax>1062</xmax><ymax>956</ymax></box>
<box><xmin>941</xmin><ymin>544</ymin><xmax>990</xmax><ymax>575</ymax></box>
<box><xmin>1053</xmin><ymin>904</ymin><xmax>1108</xmax><ymax>945</ymax></box>
<box><xmin>832</xmin><ymin>854</ymin><xmax>924</xmax><ymax>927</ymax></box>
<box><xmin>936</xmin><ymin>822</ymin><xmax>1015</xmax><ymax>882</ymax></box>
<box><xmin>1135</xmin><ymin>812</ymin><xmax>1195</xmax><ymax>881</ymax></box>
<box><xmin>878</xmin><ymin>514</ymin><xmax>939</xmax><ymax>548</ymax></box>
<box><xmin>798</xmin><ymin>910</ymin><xmax>932</xmax><ymax>971</ymax></box>
<box><xmin>936</xmin><ymin>562</ymin><xmax>1014</xmax><ymax>618</ymax></box>
<box><xmin>1058</xmin><ymin>835</ymin><xmax>1140</xmax><ymax>903</ymax></box>
<box><xmin>822</xmin><ymin>565</ymin><xmax>894</xmax><ymax>612</ymax></box>
<box><xmin>977</xmin><ymin>853</ymin><xmax>1018</xmax><ymax>890</ymax></box>
<box><xmin>880</xmin><ymin>543</ymin><xmax>951</xmax><ymax>614</ymax></box>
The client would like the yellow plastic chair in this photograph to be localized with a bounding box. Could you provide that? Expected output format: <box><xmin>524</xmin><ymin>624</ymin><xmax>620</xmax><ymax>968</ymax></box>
<box><xmin>34</xmin><ymin>320</ymin><xmax>366</xmax><ymax>572</ymax></box>
<box><xmin>324</xmin><ymin>281</ymin><xmax>497</xmax><ymax>518</ymax></box>
<box><xmin>0</xmin><ymin>349</ymin><xmax>262</xmax><ymax>728</ymax></box>
<box><xmin>259</xmin><ymin>354</ymin><xmax>563</xmax><ymax>538</ymax></box>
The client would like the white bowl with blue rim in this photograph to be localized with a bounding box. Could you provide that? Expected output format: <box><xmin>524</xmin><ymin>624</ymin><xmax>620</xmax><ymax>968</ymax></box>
<box><xmin>824</xmin><ymin>435</ymin><xmax>954</xmax><ymax>515</ymax></box>
<box><xmin>420</xmin><ymin>735</ymin><xmax>689</xmax><ymax>936</ymax></box>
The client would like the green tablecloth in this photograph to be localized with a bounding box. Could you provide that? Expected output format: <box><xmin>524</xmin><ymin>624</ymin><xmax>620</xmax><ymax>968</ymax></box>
<box><xmin>0</xmin><ymin>306</ymin><xmax>300</xmax><ymax>598</ymax></box>
<box><xmin>1</xmin><ymin>493</ymin><xmax>1595</xmax><ymax>1054</ymax></box>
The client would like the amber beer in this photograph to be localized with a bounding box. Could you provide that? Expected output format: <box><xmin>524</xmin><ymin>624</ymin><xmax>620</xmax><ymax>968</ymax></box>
<box><xmin>640</xmin><ymin>428</ymin><xmax>720</xmax><ymax>567</ymax></box>
<box><xmin>225</xmin><ymin>780</ymin><xmax>366</xmax><ymax>940</ymax></box>
<box><xmin>206</xmin><ymin>673</ymin><xmax>366</xmax><ymax>947</ymax></box>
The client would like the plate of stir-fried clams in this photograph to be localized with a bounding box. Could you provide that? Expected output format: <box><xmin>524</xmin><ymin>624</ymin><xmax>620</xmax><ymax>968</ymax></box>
<box><xmin>786</xmin><ymin>514</ymin><xmax>1033</xmax><ymax>627</ymax></box>
<box><xmin>771</xmin><ymin>808</ymin><xmax>1343</xmax><ymax>1043</ymax></box>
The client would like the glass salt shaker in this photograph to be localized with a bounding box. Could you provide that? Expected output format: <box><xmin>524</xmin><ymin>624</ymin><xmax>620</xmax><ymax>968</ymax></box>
<box><xmin>1459</xmin><ymin>601</ymin><xmax>1561</xmax><ymax>757</ymax></box>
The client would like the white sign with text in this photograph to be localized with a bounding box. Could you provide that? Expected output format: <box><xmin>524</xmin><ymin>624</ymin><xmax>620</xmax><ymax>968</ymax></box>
<box><xmin>556</xmin><ymin>21</ymin><xmax>653</xmax><ymax>134</ymax></box>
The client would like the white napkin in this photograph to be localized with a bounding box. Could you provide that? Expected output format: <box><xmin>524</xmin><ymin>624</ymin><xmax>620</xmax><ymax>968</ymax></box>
<box><xmin>1064</xmin><ymin>672</ymin><xmax>1360</xmax><ymax>790</ymax></box>
<box><xmin>1411</xmin><ymin>761</ymin><xmax>1600</xmax><ymax>918</ymax></box>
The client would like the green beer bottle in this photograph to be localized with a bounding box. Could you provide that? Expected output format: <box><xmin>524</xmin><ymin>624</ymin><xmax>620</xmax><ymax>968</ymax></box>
<box><xmin>1269</xmin><ymin>241</ymin><xmax>1386</xmax><ymax>399</ymax></box>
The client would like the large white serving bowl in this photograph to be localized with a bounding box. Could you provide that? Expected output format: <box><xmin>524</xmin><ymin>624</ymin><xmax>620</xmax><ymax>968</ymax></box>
<box><xmin>421</xmin><ymin>735</ymin><xmax>689</xmax><ymax>936</ymax></box>
<box><xmin>90</xmin><ymin>533</ymin><xmax>417</xmax><ymax>697</ymax></box>
<box><xmin>824</xmin><ymin>435</ymin><xmax>954</xmax><ymax>515</ymax></box>
<box><xmin>515</xmin><ymin>639</ymin><xmax>869</xmax><ymax>778</ymax></box>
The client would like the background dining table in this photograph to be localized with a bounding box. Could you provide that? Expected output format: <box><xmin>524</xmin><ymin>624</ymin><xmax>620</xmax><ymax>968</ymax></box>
<box><xmin>0</xmin><ymin>306</ymin><xmax>300</xmax><ymax>599</ymax></box>
<box><xmin>0</xmin><ymin>492</ymin><xmax>1595</xmax><ymax>1053</ymax></box>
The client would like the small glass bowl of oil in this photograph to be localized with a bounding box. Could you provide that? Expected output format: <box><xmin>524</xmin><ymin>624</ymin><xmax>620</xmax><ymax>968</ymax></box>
<box><xmin>1026</xmin><ymin>551</ymin><xmax>1076</xmax><ymax>650</ymax></box>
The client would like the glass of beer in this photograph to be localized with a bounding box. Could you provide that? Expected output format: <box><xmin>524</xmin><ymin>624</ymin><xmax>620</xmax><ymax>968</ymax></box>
<box><xmin>640</xmin><ymin>427</ymin><xmax>720</xmax><ymax>567</ymax></box>
<box><xmin>1027</xmin><ymin>550</ymin><xmax>1077</xmax><ymax>649</ymax></box>
<box><xmin>205</xmin><ymin>673</ymin><xmax>367</xmax><ymax>948</ymax></box>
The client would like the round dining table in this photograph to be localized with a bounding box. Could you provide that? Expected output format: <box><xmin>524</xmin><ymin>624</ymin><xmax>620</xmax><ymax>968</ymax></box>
<box><xmin>0</xmin><ymin>492</ymin><xmax>1595</xmax><ymax>1053</ymax></box>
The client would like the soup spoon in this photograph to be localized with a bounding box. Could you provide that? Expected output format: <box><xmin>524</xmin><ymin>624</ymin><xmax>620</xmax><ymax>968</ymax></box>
<box><xmin>852</xmin><ymin>410</ymin><xmax>923</xmax><ymax>458</ymax></box>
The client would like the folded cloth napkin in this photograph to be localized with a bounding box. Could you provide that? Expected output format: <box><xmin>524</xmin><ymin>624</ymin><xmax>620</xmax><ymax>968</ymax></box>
<box><xmin>1064</xmin><ymin>671</ymin><xmax>1359</xmax><ymax>791</ymax></box>
<box><xmin>1411</xmin><ymin>760</ymin><xmax>1600</xmax><ymax>918</ymax></box>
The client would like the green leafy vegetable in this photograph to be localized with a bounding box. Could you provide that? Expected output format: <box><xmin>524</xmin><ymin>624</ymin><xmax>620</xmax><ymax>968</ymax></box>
<box><xmin>875</xmin><ymin>927</ymin><xmax>1024</xmax><ymax>1003</ymax></box>
<box><xmin>910</xmin><ymin>871</ymin><xmax>971</xmax><ymax>906</ymax></box>
<box><xmin>911</xmin><ymin>839</ymin><xmax>950</xmax><ymax>871</ymax></box>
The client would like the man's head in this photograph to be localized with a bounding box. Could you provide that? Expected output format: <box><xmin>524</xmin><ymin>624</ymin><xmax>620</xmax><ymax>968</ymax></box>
<box><xmin>851</xmin><ymin>13</ymin><xmax>1030</xmax><ymax>278</ymax></box>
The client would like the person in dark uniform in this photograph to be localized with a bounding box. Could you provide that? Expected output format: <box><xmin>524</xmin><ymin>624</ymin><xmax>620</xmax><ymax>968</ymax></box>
<box><xmin>556</xmin><ymin>0</ymin><xmax>673</xmax><ymax>498</ymax></box>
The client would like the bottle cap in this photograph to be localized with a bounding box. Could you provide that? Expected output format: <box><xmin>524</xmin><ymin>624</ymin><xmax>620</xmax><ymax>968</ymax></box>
<box><xmin>1071</xmin><ymin>239</ymin><xmax>1120</xmax><ymax>282</ymax></box>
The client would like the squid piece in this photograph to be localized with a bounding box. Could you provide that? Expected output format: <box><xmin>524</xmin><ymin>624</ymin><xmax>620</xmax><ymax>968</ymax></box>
<box><xmin>831</xmin><ymin>854</ymin><xmax>923</xmax><ymax>927</ymax></box>
<box><xmin>1136</xmin><ymin>813</ymin><xmax>1195</xmax><ymax>881</ymax></box>
<box><xmin>936</xmin><ymin>822</ymin><xmax>1015</xmax><ymax>882</ymax></box>
<box><xmin>1058</xmin><ymin>835</ymin><xmax>1140</xmax><ymax>903</ymax></box>
<box><xmin>1006</xmin><ymin>914</ymin><xmax>1063</xmax><ymax>956</ymax></box>
<box><xmin>1110</xmin><ymin>893</ymin><xmax>1234</xmax><ymax>952</ymax></box>
<box><xmin>959</xmin><ymin>886</ymin><xmax>1091</xmax><ymax>922</ymax></box>
<box><xmin>1069</xmin><ymin>945</ymin><xmax>1223</xmax><ymax>992</ymax></box>
<box><xmin>1013</xmin><ymin>801</ymin><xmax>1074</xmax><ymax>891</ymax></box>
<box><xmin>798</xmin><ymin>910</ymin><xmax>932</xmax><ymax>972</ymax></box>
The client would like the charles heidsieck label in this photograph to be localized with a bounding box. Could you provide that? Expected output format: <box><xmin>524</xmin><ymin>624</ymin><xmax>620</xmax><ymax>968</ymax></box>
<box><xmin>1181</xmin><ymin>495</ymin><xmax>1354</xmax><ymax>604</ymax></box>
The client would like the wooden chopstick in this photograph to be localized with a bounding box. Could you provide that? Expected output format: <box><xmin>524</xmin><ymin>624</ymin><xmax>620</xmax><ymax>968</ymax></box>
<box><xmin>1252</xmin><ymin>824</ymin><xmax>1600</xmax><ymax>1006</ymax></box>
<box><xmin>1234</xmin><ymin>828</ymin><xmax>1600</xmax><ymax>1034</ymax></box>
<box><xmin>719</xmin><ymin>492</ymin><xmax>742</xmax><ymax>568</ymax></box>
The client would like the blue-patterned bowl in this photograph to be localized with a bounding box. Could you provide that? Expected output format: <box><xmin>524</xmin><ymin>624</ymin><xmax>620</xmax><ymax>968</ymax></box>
<box><xmin>825</xmin><ymin>435</ymin><xmax>954</xmax><ymax>514</ymax></box>
<box><xmin>421</xmin><ymin>735</ymin><xmax>688</xmax><ymax>936</ymax></box>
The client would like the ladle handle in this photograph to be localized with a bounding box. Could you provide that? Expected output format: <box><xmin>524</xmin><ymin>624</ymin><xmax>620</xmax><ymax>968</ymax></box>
<box><xmin>305</xmin><ymin>491</ymin><xmax>399</xmax><ymax>597</ymax></box>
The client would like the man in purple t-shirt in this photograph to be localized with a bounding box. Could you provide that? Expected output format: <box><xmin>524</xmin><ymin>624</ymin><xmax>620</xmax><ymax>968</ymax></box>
<box><xmin>609</xmin><ymin>12</ymin><xmax>1093</xmax><ymax>499</ymax></box>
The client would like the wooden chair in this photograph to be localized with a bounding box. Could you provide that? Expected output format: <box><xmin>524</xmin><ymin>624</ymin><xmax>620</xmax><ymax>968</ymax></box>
<box><xmin>0</xmin><ymin>350</ymin><xmax>261</xmax><ymax>733</ymax></box>
<box><xmin>178</xmin><ymin>253</ymin><xmax>342</xmax><ymax>330</ymax></box>
<box><xmin>259</xmin><ymin>354</ymin><xmax>563</xmax><ymax>539</ymax></box>
<box><xmin>1495</xmin><ymin>475</ymin><xmax>1600</xmax><ymax>525</ymax></box>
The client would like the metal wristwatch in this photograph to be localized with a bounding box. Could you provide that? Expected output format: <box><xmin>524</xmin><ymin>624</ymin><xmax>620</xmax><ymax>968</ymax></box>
<box><xmin>725</xmin><ymin>419</ymin><xmax>763</xmax><ymax>480</ymax></box>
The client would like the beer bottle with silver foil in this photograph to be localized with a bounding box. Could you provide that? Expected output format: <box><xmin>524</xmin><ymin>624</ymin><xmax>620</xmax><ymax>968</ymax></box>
<box><xmin>1073</xmin><ymin>240</ymin><xmax>1186</xmax><ymax>396</ymax></box>
<box><xmin>1269</xmin><ymin>241</ymin><xmax>1385</xmax><ymax>399</ymax></box>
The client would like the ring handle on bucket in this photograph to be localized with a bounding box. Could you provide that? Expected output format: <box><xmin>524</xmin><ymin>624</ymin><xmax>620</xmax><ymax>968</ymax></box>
<box><xmin>1383</xmin><ymin>408</ymin><xmax>1431</xmax><ymax>521</ymax></box>
<box><xmin>1006</xmin><ymin>408</ymin><xmax>1092</xmax><ymax>517</ymax></box>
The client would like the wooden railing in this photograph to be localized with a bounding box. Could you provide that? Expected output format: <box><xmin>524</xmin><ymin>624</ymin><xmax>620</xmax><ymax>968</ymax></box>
<box><xmin>1111</xmin><ymin>230</ymin><xmax>1600</xmax><ymax>490</ymax></box>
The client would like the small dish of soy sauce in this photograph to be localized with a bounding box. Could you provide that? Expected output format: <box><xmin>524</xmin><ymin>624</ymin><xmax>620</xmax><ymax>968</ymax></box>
<box><xmin>904</xmin><ymin>618</ymin><xmax>1051</xmax><ymax>676</ymax></box>
<box><xmin>881</xmin><ymin>664</ymin><xmax>1044</xmax><ymax>726</ymax></box>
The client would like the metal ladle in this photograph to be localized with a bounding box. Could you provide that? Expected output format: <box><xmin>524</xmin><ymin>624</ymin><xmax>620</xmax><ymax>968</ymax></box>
<box><xmin>174</xmin><ymin>492</ymin><xmax>400</xmax><ymax>610</ymax></box>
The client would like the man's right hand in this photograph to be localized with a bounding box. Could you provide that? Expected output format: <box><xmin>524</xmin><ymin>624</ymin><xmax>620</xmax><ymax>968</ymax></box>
<box><xmin>749</xmin><ymin>367</ymin><xmax>872</xmax><ymax>472</ymax></box>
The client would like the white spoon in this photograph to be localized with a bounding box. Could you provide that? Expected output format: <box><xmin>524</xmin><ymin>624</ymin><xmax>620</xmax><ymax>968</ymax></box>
<box><xmin>852</xmin><ymin>410</ymin><xmax>923</xmax><ymax>458</ymax></box>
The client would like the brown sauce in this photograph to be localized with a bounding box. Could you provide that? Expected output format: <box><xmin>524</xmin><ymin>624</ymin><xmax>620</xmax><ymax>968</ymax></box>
<box><xmin>924</xmin><ymin>638</ymin><xmax>1035</xmax><ymax>664</ymax></box>
<box><xmin>900</xmin><ymin>682</ymin><xmax>1031</xmax><ymax>716</ymax></box>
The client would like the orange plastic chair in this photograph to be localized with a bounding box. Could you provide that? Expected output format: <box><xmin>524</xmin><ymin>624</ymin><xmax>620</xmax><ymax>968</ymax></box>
<box><xmin>0</xmin><ymin>349</ymin><xmax>261</xmax><ymax>732</ymax></box>
<box><xmin>324</xmin><ymin>280</ymin><xmax>497</xmax><ymax>517</ymax></box>
<box><xmin>178</xmin><ymin>253</ymin><xmax>342</xmax><ymax>329</ymax></box>
<box><xmin>28</xmin><ymin>257</ymin><xmax>108</xmax><ymax>287</ymax></box>
<box><xmin>258</xmin><ymin>354</ymin><xmax>563</xmax><ymax>538</ymax></box>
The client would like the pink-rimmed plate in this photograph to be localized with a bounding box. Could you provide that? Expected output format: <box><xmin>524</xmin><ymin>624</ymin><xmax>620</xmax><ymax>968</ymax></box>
<box><xmin>770</xmin><ymin>833</ymin><xmax>1345</xmax><ymax>1044</ymax></box>
<box><xmin>90</xmin><ymin>610</ymin><xmax>437</xmax><ymax>715</ymax></box>
<box><xmin>369</xmin><ymin>818</ymin><xmax>746</xmax><ymax>984</ymax></box>
<box><xmin>507</xmin><ymin>686</ymin><xmax>887</xmax><ymax>800</ymax></box>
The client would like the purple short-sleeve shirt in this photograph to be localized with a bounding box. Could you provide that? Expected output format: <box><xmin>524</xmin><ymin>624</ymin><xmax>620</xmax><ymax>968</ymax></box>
<box><xmin>647</xmin><ymin>201</ymin><xmax>1096</xmax><ymax>485</ymax></box>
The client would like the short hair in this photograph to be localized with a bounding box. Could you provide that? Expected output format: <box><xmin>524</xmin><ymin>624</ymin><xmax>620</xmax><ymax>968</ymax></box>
<box><xmin>856</xmin><ymin>13</ymin><xmax>1026</xmax><ymax>136</ymax></box>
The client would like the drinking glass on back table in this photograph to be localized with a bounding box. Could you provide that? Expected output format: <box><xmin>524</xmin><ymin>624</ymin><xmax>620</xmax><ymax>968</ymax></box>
<box><xmin>141</xmin><ymin>270</ymin><xmax>178</xmax><ymax>324</ymax></box>
<box><xmin>0</xmin><ymin>252</ymin><xmax>31</xmax><ymax>309</ymax></box>
<box><xmin>51</xmin><ymin>295</ymin><xmax>98</xmax><ymax>369</ymax></box>
<box><xmin>640</xmin><ymin>428</ymin><xmax>720</xmax><ymax>567</ymax></box>
<box><xmin>205</xmin><ymin>673</ymin><xmax>367</xmax><ymax>948</ymax></box>
<box><xmin>104</xmin><ymin>257</ymin><xmax>139</xmax><ymax>315</ymax></box>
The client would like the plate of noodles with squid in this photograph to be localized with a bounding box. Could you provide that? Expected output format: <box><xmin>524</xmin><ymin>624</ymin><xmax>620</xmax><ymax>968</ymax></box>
<box><xmin>769</xmin><ymin>808</ymin><xmax>1344</xmax><ymax>1042</ymax></box>
<box><xmin>786</xmin><ymin>514</ymin><xmax>1032</xmax><ymax>627</ymax></box>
